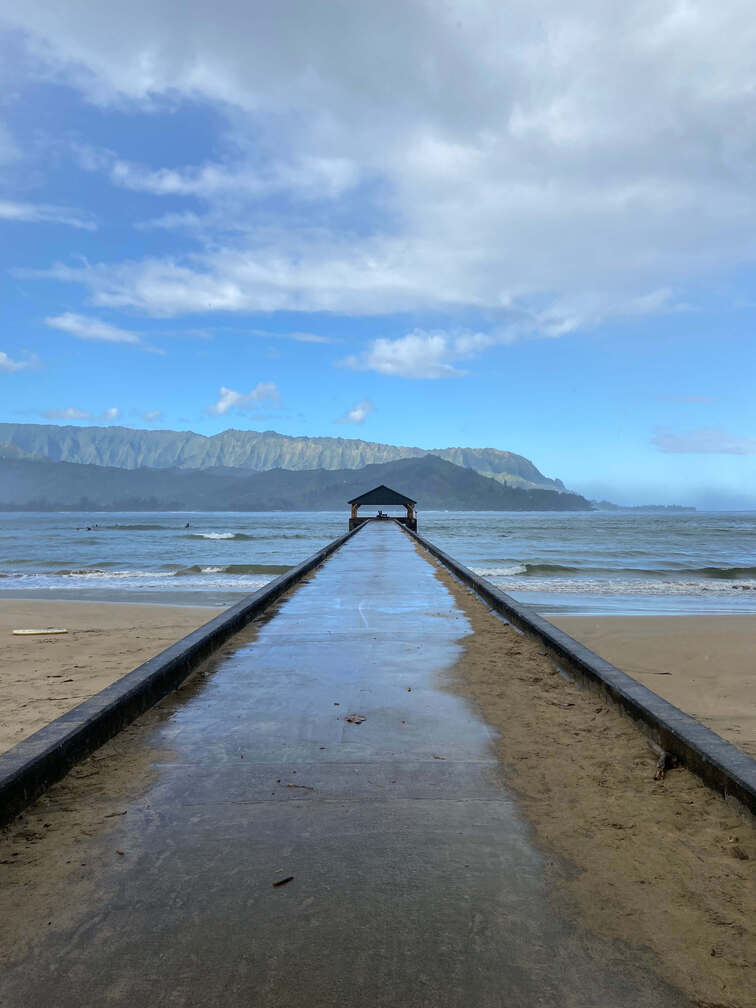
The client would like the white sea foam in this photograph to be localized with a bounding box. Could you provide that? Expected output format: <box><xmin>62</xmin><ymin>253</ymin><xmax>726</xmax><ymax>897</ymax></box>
<box><xmin>476</xmin><ymin>572</ymin><xmax>756</xmax><ymax>596</ymax></box>
<box><xmin>58</xmin><ymin>568</ymin><xmax>172</xmax><ymax>580</ymax></box>
<box><xmin>473</xmin><ymin>565</ymin><xmax>527</xmax><ymax>577</ymax></box>
<box><xmin>0</xmin><ymin>568</ymin><xmax>272</xmax><ymax>593</ymax></box>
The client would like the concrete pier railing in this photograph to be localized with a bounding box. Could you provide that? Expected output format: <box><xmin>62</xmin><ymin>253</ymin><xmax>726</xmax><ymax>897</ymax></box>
<box><xmin>404</xmin><ymin>524</ymin><xmax>756</xmax><ymax>816</ymax></box>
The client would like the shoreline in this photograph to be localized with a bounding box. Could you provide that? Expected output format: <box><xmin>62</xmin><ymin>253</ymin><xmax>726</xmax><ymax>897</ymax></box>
<box><xmin>3</xmin><ymin>588</ymin><xmax>756</xmax><ymax>617</ymax></box>
<box><xmin>0</xmin><ymin>594</ymin><xmax>233</xmax><ymax>609</ymax></box>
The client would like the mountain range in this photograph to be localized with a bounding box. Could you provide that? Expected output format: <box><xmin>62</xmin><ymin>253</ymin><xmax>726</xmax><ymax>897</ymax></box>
<box><xmin>0</xmin><ymin>423</ymin><xmax>564</xmax><ymax>491</ymax></box>
<box><xmin>0</xmin><ymin>455</ymin><xmax>592</xmax><ymax>512</ymax></box>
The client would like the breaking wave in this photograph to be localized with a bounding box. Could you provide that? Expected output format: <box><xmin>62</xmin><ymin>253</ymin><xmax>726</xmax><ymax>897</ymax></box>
<box><xmin>44</xmin><ymin>563</ymin><xmax>290</xmax><ymax>579</ymax></box>
<box><xmin>474</xmin><ymin>562</ymin><xmax>756</xmax><ymax>580</ymax></box>
<box><xmin>186</xmin><ymin>532</ymin><xmax>256</xmax><ymax>541</ymax></box>
<box><xmin>0</xmin><ymin>566</ymin><xmax>275</xmax><ymax>594</ymax></box>
<box><xmin>53</xmin><ymin>568</ymin><xmax>164</xmax><ymax>579</ymax></box>
<box><xmin>472</xmin><ymin>568</ymin><xmax>756</xmax><ymax>597</ymax></box>
<box><xmin>175</xmin><ymin>563</ymin><xmax>291</xmax><ymax>576</ymax></box>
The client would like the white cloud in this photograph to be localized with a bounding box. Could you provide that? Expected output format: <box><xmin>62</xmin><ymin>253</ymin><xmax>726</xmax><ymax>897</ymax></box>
<box><xmin>208</xmin><ymin>382</ymin><xmax>280</xmax><ymax>415</ymax></box>
<box><xmin>38</xmin><ymin>405</ymin><xmax>122</xmax><ymax>422</ymax></box>
<box><xmin>652</xmin><ymin>427</ymin><xmax>756</xmax><ymax>455</ymax></box>
<box><xmin>280</xmin><ymin>332</ymin><xmax>337</xmax><ymax>345</ymax></box>
<box><xmin>45</xmin><ymin>312</ymin><xmax>140</xmax><ymax>344</ymax></box>
<box><xmin>76</xmin><ymin>145</ymin><xmax>358</xmax><ymax>201</ymax></box>
<box><xmin>0</xmin><ymin>200</ymin><xmax>95</xmax><ymax>230</ymax></box>
<box><xmin>141</xmin><ymin>409</ymin><xmax>163</xmax><ymax>422</ymax></box>
<box><xmin>0</xmin><ymin>351</ymin><xmax>38</xmax><ymax>373</ymax></box>
<box><xmin>40</xmin><ymin>239</ymin><xmax>474</xmax><ymax>316</ymax></box>
<box><xmin>336</xmin><ymin>398</ymin><xmax>374</xmax><ymax>424</ymax></box>
<box><xmin>341</xmin><ymin>329</ymin><xmax>493</xmax><ymax>379</ymax></box>
<box><xmin>34</xmin><ymin>229</ymin><xmax>687</xmax><ymax>333</ymax></box>
<box><xmin>251</xmin><ymin>329</ymin><xmax>338</xmax><ymax>344</ymax></box>
<box><xmin>41</xmin><ymin>406</ymin><xmax>92</xmax><ymax>420</ymax></box>
<box><xmin>44</xmin><ymin>312</ymin><xmax>165</xmax><ymax>353</ymax></box>
<box><xmin>134</xmin><ymin>210</ymin><xmax>206</xmax><ymax>232</ymax></box>
<box><xmin>9</xmin><ymin>2</ymin><xmax>756</xmax><ymax>328</ymax></box>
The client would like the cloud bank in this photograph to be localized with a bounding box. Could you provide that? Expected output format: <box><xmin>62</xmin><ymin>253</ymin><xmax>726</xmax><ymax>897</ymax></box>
<box><xmin>6</xmin><ymin>1</ymin><xmax>756</xmax><ymax>329</ymax></box>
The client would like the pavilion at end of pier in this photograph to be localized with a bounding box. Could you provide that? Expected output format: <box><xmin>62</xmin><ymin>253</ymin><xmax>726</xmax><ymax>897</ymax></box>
<box><xmin>348</xmin><ymin>483</ymin><xmax>417</xmax><ymax>531</ymax></box>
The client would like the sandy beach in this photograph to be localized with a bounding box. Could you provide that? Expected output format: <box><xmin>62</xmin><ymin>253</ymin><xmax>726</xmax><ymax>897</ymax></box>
<box><xmin>0</xmin><ymin>599</ymin><xmax>223</xmax><ymax>755</ymax></box>
<box><xmin>0</xmin><ymin>551</ymin><xmax>753</xmax><ymax>1006</ymax></box>
<box><xmin>428</xmin><ymin>562</ymin><xmax>755</xmax><ymax>1008</ymax></box>
<box><xmin>550</xmin><ymin>614</ymin><xmax>756</xmax><ymax>757</ymax></box>
<box><xmin>2</xmin><ymin>600</ymin><xmax>754</xmax><ymax>761</ymax></box>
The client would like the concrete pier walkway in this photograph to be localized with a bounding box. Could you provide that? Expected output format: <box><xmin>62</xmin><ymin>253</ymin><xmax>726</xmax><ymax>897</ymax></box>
<box><xmin>0</xmin><ymin>523</ymin><xmax>687</xmax><ymax>1007</ymax></box>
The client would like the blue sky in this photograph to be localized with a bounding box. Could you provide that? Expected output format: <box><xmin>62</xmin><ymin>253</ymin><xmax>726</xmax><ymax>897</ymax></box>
<box><xmin>1</xmin><ymin>2</ymin><xmax>755</xmax><ymax>507</ymax></box>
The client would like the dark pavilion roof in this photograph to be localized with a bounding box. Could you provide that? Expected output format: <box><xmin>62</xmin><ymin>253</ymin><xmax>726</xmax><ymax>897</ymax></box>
<box><xmin>347</xmin><ymin>484</ymin><xmax>416</xmax><ymax>507</ymax></box>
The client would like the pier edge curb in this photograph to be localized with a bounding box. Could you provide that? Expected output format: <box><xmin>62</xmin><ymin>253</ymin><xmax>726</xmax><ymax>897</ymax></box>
<box><xmin>406</xmin><ymin>524</ymin><xmax>756</xmax><ymax>816</ymax></box>
<box><xmin>0</xmin><ymin>524</ymin><xmax>362</xmax><ymax>826</ymax></box>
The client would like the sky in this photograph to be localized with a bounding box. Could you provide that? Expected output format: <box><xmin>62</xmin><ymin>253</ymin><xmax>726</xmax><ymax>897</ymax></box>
<box><xmin>0</xmin><ymin>1</ymin><xmax>755</xmax><ymax>507</ymax></box>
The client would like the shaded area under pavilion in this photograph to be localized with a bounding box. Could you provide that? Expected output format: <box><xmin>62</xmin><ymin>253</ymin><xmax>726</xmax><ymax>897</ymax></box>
<box><xmin>348</xmin><ymin>484</ymin><xmax>417</xmax><ymax>531</ymax></box>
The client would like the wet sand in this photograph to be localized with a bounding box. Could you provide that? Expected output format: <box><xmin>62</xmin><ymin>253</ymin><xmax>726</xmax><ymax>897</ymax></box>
<box><xmin>550</xmin><ymin>614</ymin><xmax>756</xmax><ymax>757</ymax></box>
<box><xmin>426</xmin><ymin>561</ymin><xmax>755</xmax><ymax>1008</ymax></box>
<box><xmin>0</xmin><ymin>599</ymin><xmax>222</xmax><ymax>754</ymax></box>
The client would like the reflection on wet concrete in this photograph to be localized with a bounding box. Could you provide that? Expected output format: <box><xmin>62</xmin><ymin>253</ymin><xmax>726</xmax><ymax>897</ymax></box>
<box><xmin>0</xmin><ymin>523</ymin><xmax>688</xmax><ymax>1007</ymax></box>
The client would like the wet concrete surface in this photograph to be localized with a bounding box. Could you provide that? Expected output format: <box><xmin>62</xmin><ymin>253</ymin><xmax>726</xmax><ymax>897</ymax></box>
<box><xmin>0</xmin><ymin>523</ymin><xmax>688</xmax><ymax>1007</ymax></box>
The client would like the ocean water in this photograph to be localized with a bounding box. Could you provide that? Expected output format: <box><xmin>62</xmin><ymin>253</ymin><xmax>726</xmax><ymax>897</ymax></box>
<box><xmin>0</xmin><ymin>510</ymin><xmax>754</xmax><ymax>615</ymax></box>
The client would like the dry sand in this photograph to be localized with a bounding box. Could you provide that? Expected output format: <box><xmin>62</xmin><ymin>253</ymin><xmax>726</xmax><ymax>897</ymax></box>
<box><xmin>550</xmin><ymin>615</ymin><xmax>756</xmax><ymax>757</ymax></box>
<box><xmin>426</xmin><ymin>560</ymin><xmax>755</xmax><ymax>1008</ymax></box>
<box><xmin>0</xmin><ymin>599</ymin><xmax>222</xmax><ymax>755</ymax></box>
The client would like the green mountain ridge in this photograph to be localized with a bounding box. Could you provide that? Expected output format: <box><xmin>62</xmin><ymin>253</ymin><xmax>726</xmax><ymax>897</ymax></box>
<box><xmin>0</xmin><ymin>455</ymin><xmax>592</xmax><ymax>512</ymax></box>
<box><xmin>0</xmin><ymin>423</ymin><xmax>565</xmax><ymax>491</ymax></box>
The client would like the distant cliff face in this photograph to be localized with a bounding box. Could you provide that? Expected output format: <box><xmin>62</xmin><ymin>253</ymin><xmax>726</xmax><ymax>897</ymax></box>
<box><xmin>0</xmin><ymin>423</ymin><xmax>564</xmax><ymax>491</ymax></box>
